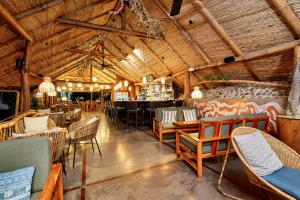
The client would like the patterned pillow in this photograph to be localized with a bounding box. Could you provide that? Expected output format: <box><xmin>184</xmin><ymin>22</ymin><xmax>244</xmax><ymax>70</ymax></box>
<box><xmin>162</xmin><ymin>110</ymin><xmax>177</xmax><ymax>124</ymax></box>
<box><xmin>183</xmin><ymin>109</ymin><xmax>197</xmax><ymax>121</ymax></box>
<box><xmin>0</xmin><ymin>166</ymin><xmax>35</xmax><ymax>200</ymax></box>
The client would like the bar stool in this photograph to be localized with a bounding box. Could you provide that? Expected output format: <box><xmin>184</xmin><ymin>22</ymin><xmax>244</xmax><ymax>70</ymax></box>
<box><xmin>126</xmin><ymin>101</ymin><xmax>142</xmax><ymax>128</ymax></box>
<box><xmin>146</xmin><ymin>101</ymin><xmax>156</xmax><ymax>128</ymax></box>
<box><xmin>113</xmin><ymin>102</ymin><xmax>126</xmax><ymax>126</ymax></box>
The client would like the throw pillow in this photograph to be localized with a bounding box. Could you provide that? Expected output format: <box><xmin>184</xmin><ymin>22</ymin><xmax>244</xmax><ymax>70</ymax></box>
<box><xmin>87</xmin><ymin>117</ymin><xmax>98</xmax><ymax>125</ymax></box>
<box><xmin>234</xmin><ymin>131</ymin><xmax>283</xmax><ymax>176</ymax></box>
<box><xmin>183</xmin><ymin>109</ymin><xmax>197</xmax><ymax>121</ymax></box>
<box><xmin>0</xmin><ymin>166</ymin><xmax>35</xmax><ymax>200</ymax></box>
<box><xmin>162</xmin><ymin>110</ymin><xmax>177</xmax><ymax>124</ymax></box>
<box><xmin>24</xmin><ymin>116</ymin><xmax>48</xmax><ymax>133</ymax></box>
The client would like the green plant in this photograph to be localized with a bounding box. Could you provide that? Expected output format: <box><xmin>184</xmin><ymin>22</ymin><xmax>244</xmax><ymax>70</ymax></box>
<box><xmin>204</xmin><ymin>73</ymin><xmax>230</xmax><ymax>81</ymax></box>
<box><xmin>31</xmin><ymin>95</ymin><xmax>41</xmax><ymax>109</ymax></box>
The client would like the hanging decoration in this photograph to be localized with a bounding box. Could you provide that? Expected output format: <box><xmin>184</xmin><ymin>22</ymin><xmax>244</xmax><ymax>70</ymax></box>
<box><xmin>47</xmin><ymin>91</ymin><xmax>57</xmax><ymax>97</ymax></box>
<box><xmin>39</xmin><ymin>77</ymin><xmax>55</xmax><ymax>93</ymax></box>
<box><xmin>191</xmin><ymin>86</ymin><xmax>203</xmax><ymax>99</ymax></box>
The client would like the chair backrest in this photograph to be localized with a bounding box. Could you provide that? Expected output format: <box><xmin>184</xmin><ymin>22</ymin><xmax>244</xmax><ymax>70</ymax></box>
<box><xmin>177</xmin><ymin>107</ymin><xmax>198</xmax><ymax>121</ymax></box>
<box><xmin>70</xmin><ymin>117</ymin><xmax>100</xmax><ymax>142</ymax></box>
<box><xmin>15</xmin><ymin>117</ymin><xmax>56</xmax><ymax>133</ymax></box>
<box><xmin>0</xmin><ymin>137</ymin><xmax>52</xmax><ymax>193</ymax></box>
<box><xmin>126</xmin><ymin>101</ymin><xmax>138</xmax><ymax>111</ymax></box>
<box><xmin>48</xmin><ymin>112</ymin><xmax>65</xmax><ymax>127</ymax></box>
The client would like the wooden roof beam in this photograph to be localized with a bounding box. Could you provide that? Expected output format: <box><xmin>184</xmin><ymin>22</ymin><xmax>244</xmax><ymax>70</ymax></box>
<box><xmin>56</xmin><ymin>18</ymin><xmax>163</xmax><ymax>40</ymax></box>
<box><xmin>153</xmin><ymin>0</ymin><xmax>211</xmax><ymax>64</ymax></box>
<box><xmin>269</xmin><ymin>0</ymin><xmax>300</xmax><ymax>38</ymax></box>
<box><xmin>192</xmin><ymin>0</ymin><xmax>242</xmax><ymax>56</ymax></box>
<box><xmin>0</xmin><ymin>3</ymin><xmax>33</xmax><ymax>41</ymax></box>
<box><xmin>194</xmin><ymin>39</ymin><xmax>300</xmax><ymax>71</ymax></box>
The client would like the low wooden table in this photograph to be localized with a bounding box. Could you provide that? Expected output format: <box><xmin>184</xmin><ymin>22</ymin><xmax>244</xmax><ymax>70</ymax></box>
<box><xmin>173</xmin><ymin>120</ymin><xmax>201</xmax><ymax>129</ymax></box>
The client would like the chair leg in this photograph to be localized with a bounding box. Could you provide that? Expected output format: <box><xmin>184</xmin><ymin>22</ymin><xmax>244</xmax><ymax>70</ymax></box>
<box><xmin>91</xmin><ymin>139</ymin><xmax>94</xmax><ymax>151</ymax></box>
<box><xmin>94</xmin><ymin>138</ymin><xmax>102</xmax><ymax>157</ymax></box>
<box><xmin>73</xmin><ymin>143</ymin><xmax>77</xmax><ymax>168</ymax></box>
<box><xmin>67</xmin><ymin>139</ymin><xmax>71</xmax><ymax>157</ymax></box>
<box><xmin>61</xmin><ymin>156</ymin><xmax>67</xmax><ymax>175</ymax></box>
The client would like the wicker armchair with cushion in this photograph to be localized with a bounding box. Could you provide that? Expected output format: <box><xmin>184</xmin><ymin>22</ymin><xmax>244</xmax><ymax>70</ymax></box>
<box><xmin>14</xmin><ymin>115</ymin><xmax>56</xmax><ymax>133</ymax></box>
<box><xmin>67</xmin><ymin>116</ymin><xmax>102</xmax><ymax>167</ymax></box>
<box><xmin>48</xmin><ymin>112</ymin><xmax>65</xmax><ymax>127</ymax></box>
<box><xmin>0</xmin><ymin>137</ymin><xmax>63</xmax><ymax>200</ymax></box>
<box><xmin>218</xmin><ymin>127</ymin><xmax>300</xmax><ymax>199</ymax></box>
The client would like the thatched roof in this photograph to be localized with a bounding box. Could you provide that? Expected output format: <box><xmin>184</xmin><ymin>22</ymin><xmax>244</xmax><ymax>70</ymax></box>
<box><xmin>0</xmin><ymin>0</ymin><xmax>299</xmax><ymax>88</ymax></box>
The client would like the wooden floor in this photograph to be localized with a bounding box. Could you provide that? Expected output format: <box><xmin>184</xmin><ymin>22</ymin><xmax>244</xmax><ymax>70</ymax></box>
<box><xmin>63</xmin><ymin>112</ymin><xmax>267</xmax><ymax>200</ymax></box>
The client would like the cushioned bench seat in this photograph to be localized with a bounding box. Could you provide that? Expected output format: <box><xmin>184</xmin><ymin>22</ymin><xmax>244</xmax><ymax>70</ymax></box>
<box><xmin>263</xmin><ymin>166</ymin><xmax>300</xmax><ymax>199</ymax></box>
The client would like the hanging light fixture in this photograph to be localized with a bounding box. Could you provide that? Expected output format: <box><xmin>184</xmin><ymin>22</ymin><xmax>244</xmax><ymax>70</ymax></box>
<box><xmin>119</xmin><ymin>81</ymin><xmax>123</xmax><ymax>88</ymax></box>
<box><xmin>61</xmin><ymin>96</ymin><xmax>68</xmax><ymax>101</ymax></box>
<box><xmin>92</xmin><ymin>77</ymin><xmax>97</xmax><ymax>82</ymax></box>
<box><xmin>143</xmin><ymin>77</ymin><xmax>147</xmax><ymax>84</ymax></box>
<box><xmin>191</xmin><ymin>86</ymin><xmax>203</xmax><ymax>99</ymax></box>
<box><xmin>124</xmin><ymin>80</ymin><xmax>128</xmax><ymax>87</ymax></box>
<box><xmin>100</xmin><ymin>85</ymin><xmax>104</xmax><ymax>89</ymax></box>
<box><xmin>161</xmin><ymin>77</ymin><xmax>165</xmax><ymax>85</ymax></box>
<box><xmin>62</xmin><ymin>86</ymin><xmax>67</xmax><ymax>90</ymax></box>
<box><xmin>80</xmin><ymin>87</ymin><xmax>84</xmax><ymax>91</ymax></box>
<box><xmin>67</xmin><ymin>82</ymin><xmax>73</xmax><ymax>87</ymax></box>
<box><xmin>39</xmin><ymin>77</ymin><xmax>55</xmax><ymax>93</ymax></box>
<box><xmin>105</xmin><ymin>85</ymin><xmax>110</xmax><ymax>89</ymax></box>
<box><xmin>47</xmin><ymin>90</ymin><xmax>57</xmax><ymax>97</ymax></box>
<box><xmin>90</xmin><ymin>86</ymin><xmax>94</xmax><ymax>91</ymax></box>
<box><xmin>69</xmin><ymin>88</ymin><xmax>72</xmax><ymax>91</ymax></box>
<box><xmin>56</xmin><ymin>87</ymin><xmax>62</xmax><ymax>92</ymax></box>
<box><xmin>77</xmin><ymin>83</ymin><xmax>82</xmax><ymax>87</ymax></box>
<box><xmin>128</xmin><ymin>86</ymin><xmax>132</xmax><ymax>91</ymax></box>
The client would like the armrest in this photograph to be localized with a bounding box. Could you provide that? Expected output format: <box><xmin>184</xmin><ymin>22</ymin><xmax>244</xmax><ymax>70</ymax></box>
<box><xmin>176</xmin><ymin>129</ymin><xmax>200</xmax><ymax>142</ymax></box>
<box><xmin>40</xmin><ymin>163</ymin><xmax>63</xmax><ymax>200</ymax></box>
<box><xmin>153</xmin><ymin>118</ymin><xmax>162</xmax><ymax>129</ymax></box>
<box><xmin>200</xmin><ymin>136</ymin><xmax>230</xmax><ymax>142</ymax></box>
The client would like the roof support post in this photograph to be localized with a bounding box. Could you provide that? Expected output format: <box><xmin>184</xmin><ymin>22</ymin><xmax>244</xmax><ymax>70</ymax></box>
<box><xmin>20</xmin><ymin>40</ymin><xmax>31</xmax><ymax>112</ymax></box>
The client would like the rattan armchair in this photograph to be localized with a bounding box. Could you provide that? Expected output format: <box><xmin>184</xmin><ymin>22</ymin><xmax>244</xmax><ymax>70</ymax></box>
<box><xmin>67</xmin><ymin>116</ymin><xmax>102</xmax><ymax>167</ymax></box>
<box><xmin>218</xmin><ymin>127</ymin><xmax>300</xmax><ymax>199</ymax></box>
<box><xmin>14</xmin><ymin>114</ymin><xmax>56</xmax><ymax>133</ymax></box>
<box><xmin>48</xmin><ymin>112</ymin><xmax>65</xmax><ymax>127</ymax></box>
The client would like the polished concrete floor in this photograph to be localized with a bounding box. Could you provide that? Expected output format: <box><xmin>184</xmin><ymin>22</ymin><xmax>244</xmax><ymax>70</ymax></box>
<box><xmin>63</xmin><ymin>112</ymin><xmax>267</xmax><ymax>200</ymax></box>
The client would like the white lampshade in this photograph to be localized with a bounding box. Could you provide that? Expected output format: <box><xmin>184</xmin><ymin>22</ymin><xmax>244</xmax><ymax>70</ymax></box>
<box><xmin>124</xmin><ymin>80</ymin><xmax>128</xmax><ymax>87</ymax></box>
<box><xmin>39</xmin><ymin>77</ymin><xmax>55</xmax><ymax>93</ymax></box>
<box><xmin>100</xmin><ymin>85</ymin><xmax>104</xmax><ymax>89</ymax></box>
<box><xmin>69</xmin><ymin>88</ymin><xmax>72</xmax><ymax>91</ymax></box>
<box><xmin>161</xmin><ymin>77</ymin><xmax>165</xmax><ymax>85</ymax></box>
<box><xmin>142</xmin><ymin>77</ymin><xmax>147</xmax><ymax>84</ymax></box>
<box><xmin>61</xmin><ymin>96</ymin><xmax>68</xmax><ymax>101</ymax></box>
<box><xmin>62</xmin><ymin>86</ymin><xmax>67</xmax><ymax>90</ymax></box>
<box><xmin>128</xmin><ymin>86</ymin><xmax>132</xmax><ymax>91</ymax></box>
<box><xmin>47</xmin><ymin>91</ymin><xmax>57</xmax><ymax>96</ymax></box>
<box><xmin>56</xmin><ymin>87</ymin><xmax>62</xmax><ymax>92</ymax></box>
<box><xmin>118</xmin><ymin>81</ymin><xmax>122</xmax><ymax>88</ymax></box>
<box><xmin>105</xmin><ymin>85</ymin><xmax>110</xmax><ymax>89</ymax></box>
<box><xmin>89</xmin><ymin>86</ymin><xmax>94</xmax><ymax>91</ymax></box>
<box><xmin>80</xmin><ymin>87</ymin><xmax>84</xmax><ymax>91</ymax></box>
<box><xmin>191</xmin><ymin>86</ymin><xmax>203</xmax><ymax>99</ymax></box>
<box><xmin>77</xmin><ymin>83</ymin><xmax>82</xmax><ymax>87</ymax></box>
<box><xmin>67</xmin><ymin>82</ymin><xmax>73</xmax><ymax>87</ymax></box>
<box><xmin>92</xmin><ymin>77</ymin><xmax>97</xmax><ymax>82</ymax></box>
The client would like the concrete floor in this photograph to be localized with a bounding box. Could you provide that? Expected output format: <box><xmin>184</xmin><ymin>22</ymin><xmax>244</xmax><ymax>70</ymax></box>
<box><xmin>63</xmin><ymin>112</ymin><xmax>267</xmax><ymax>200</ymax></box>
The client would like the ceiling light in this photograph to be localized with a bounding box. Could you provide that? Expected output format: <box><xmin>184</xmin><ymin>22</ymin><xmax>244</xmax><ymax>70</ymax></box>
<box><xmin>92</xmin><ymin>77</ymin><xmax>97</xmax><ymax>82</ymax></box>
<box><xmin>56</xmin><ymin>87</ymin><xmax>62</xmax><ymax>92</ymax></box>
<box><xmin>143</xmin><ymin>77</ymin><xmax>147</xmax><ymax>84</ymax></box>
<box><xmin>61</xmin><ymin>96</ymin><xmax>68</xmax><ymax>101</ymax></box>
<box><xmin>124</xmin><ymin>80</ymin><xmax>128</xmax><ymax>87</ymax></box>
<box><xmin>100</xmin><ymin>85</ymin><xmax>104</xmax><ymax>89</ymax></box>
<box><xmin>62</xmin><ymin>86</ymin><xmax>67</xmax><ymax>90</ymax></box>
<box><xmin>128</xmin><ymin>86</ymin><xmax>132</xmax><ymax>91</ymax></box>
<box><xmin>90</xmin><ymin>86</ymin><xmax>94</xmax><ymax>91</ymax></box>
<box><xmin>69</xmin><ymin>88</ymin><xmax>72</xmax><ymax>91</ymax></box>
<box><xmin>161</xmin><ymin>77</ymin><xmax>165</xmax><ymax>85</ymax></box>
<box><xmin>80</xmin><ymin>87</ymin><xmax>84</xmax><ymax>91</ymax></box>
<box><xmin>191</xmin><ymin>86</ymin><xmax>203</xmax><ymax>99</ymax></box>
<box><xmin>67</xmin><ymin>82</ymin><xmax>73</xmax><ymax>87</ymax></box>
<box><xmin>94</xmin><ymin>83</ymin><xmax>99</xmax><ymax>87</ymax></box>
<box><xmin>77</xmin><ymin>83</ymin><xmax>82</xmax><ymax>87</ymax></box>
<box><xmin>39</xmin><ymin>77</ymin><xmax>55</xmax><ymax>93</ymax></box>
<box><xmin>47</xmin><ymin>91</ymin><xmax>57</xmax><ymax>97</ymax></box>
<box><xmin>105</xmin><ymin>85</ymin><xmax>110</xmax><ymax>89</ymax></box>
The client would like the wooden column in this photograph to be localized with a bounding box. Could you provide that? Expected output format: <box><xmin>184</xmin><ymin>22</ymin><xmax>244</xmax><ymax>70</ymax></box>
<box><xmin>269</xmin><ymin>0</ymin><xmax>300</xmax><ymax>38</ymax></box>
<box><xmin>184</xmin><ymin>71</ymin><xmax>190</xmax><ymax>101</ymax></box>
<box><xmin>294</xmin><ymin>46</ymin><xmax>300</xmax><ymax>65</ymax></box>
<box><xmin>20</xmin><ymin>40</ymin><xmax>31</xmax><ymax>112</ymax></box>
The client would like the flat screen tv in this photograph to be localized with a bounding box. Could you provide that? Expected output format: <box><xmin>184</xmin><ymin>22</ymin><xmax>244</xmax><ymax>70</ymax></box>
<box><xmin>0</xmin><ymin>90</ymin><xmax>19</xmax><ymax>121</ymax></box>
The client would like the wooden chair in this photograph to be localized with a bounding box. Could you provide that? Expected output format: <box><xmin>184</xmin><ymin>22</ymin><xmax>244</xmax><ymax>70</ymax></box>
<box><xmin>0</xmin><ymin>137</ymin><xmax>64</xmax><ymax>200</ymax></box>
<box><xmin>67</xmin><ymin>116</ymin><xmax>102</xmax><ymax>167</ymax></box>
<box><xmin>218</xmin><ymin>127</ymin><xmax>300</xmax><ymax>200</ymax></box>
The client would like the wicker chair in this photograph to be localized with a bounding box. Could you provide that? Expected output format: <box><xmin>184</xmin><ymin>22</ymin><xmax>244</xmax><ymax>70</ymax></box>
<box><xmin>49</xmin><ymin>112</ymin><xmax>65</xmax><ymax>127</ymax></box>
<box><xmin>14</xmin><ymin>115</ymin><xmax>56</xmax><ymax>133</ymax></box>
<box><xmin>64</xmin><ymin>109</ymin><xmax>82</xmax><ymax>126</ymax></box>
<box><xmin>218</xmin><ymin>127</ymin><xmax>300</xmax><ymax>200</ymax></box>
<box><xmin>67</xmin><ymin>116</ymin><xmax>102</xmax><ymax>167</ymax></box>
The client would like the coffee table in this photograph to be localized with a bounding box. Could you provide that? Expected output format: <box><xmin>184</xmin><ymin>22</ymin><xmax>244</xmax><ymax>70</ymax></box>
<box><xmin>173</xmin><ymin>120</ymin><xmax>201</xmax><ymax>129</ymax></box>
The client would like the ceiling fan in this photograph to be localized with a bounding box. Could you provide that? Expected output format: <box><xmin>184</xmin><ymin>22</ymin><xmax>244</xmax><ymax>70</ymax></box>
<box><xmin>96</xmin><ymin>42</ymin><xmax>114</xmax><ymax>70</ymax></box>
<box><xmin>170</xmin><ymin>0</ymin><xmax>183</xmax><ymax>16</ymax></box>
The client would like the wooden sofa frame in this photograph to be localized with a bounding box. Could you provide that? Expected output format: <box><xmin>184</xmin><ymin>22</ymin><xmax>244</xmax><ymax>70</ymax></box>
<box><xmin>176</xmin><ymin>116</ymin><xmax>269</xmax><ymax>177</ymax></box>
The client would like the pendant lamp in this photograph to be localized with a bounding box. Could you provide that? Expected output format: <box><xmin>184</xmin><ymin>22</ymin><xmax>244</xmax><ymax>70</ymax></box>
<box><xmin>124</xmin><ymin>80</ymin><xmax>128</xmax><ymax>87</ymax></box>
<box><xmin>47</xmin><ymin>91</ymin><xmax>57</xmax><ymax>97</ymax></box>
<box><xmin>39</xmin><ymin>77</ymin><xmax>55</xmax><ymax>93</ymax></box>
<box><xmin>191</xmin><ymin>86</ymin><xmax>203</xmax><ymax>99</ymax></box>
<box><xmin>143</xmin><ymin>77</ymin><xmax>147</xmax><ymax>84</ymax></box>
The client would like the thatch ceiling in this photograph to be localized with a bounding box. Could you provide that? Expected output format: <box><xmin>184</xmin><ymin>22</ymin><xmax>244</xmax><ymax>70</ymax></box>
<box><xmin>0</xmin><ymin>0</ymin><xmax>299</xmax><ymax>88</ymax></box>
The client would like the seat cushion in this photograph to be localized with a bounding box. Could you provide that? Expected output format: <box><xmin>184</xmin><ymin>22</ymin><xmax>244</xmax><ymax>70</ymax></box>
<box><xmin>179</xmin><ymin>132</ymin><xmax>212</xmax><ymax>154</ymax></box>
<box><xmin>263</xmin><ymin>167</ymin><xmax>300</xmax><ymax>199</ymax></box>
<box><xmin>0</xmin><ymin>137</ymin><xmax>51</xmax><ymax>193</ymax></box>
<box><xmin>31</xmin><ymin>191</ymin><xmax>41</xmax><ymax>200</ymax></box>
<box><xmin>237</xmin><ymin>112</ymin><xmax>268</xmax><ymax>119</ymax></box>
<box><xmin>0</xmin><ymin>166</ymin><xmax>35</xmax><ymax>200</ymax></box>
<box><xmin>162</xmin><ymin>123</ymin><xmax>177</xmax><ymax>130</ymax></box>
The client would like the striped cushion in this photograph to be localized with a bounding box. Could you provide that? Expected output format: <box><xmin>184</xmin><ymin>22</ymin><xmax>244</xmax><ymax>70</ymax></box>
<box><xmin>162</xmin><ymin>110</ymin><xmax>177</xmax><ymax>124</ymax></box>
<box><xmin>183</xmin><ymin>109</ymin><xmax>197</xmax><ymax>121</ymax></box>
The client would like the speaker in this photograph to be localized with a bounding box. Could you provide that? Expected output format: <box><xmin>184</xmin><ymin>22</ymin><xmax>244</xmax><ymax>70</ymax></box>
<box><xmin>16</xmin><ymin>59</ymin><xmax>24</xmax><ymax>69</ymax></box>
<box><xmin>170</xmin><ymin>0</ymin><xmax>183</xmax><ymax>16</ymax></box>
<box><xmin>224</xmin><ymin>56</ymin><xmax>235</xmax><ymax>63</ymax></box>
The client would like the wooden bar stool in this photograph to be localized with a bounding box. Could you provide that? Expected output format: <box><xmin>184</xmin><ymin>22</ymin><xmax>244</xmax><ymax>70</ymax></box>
<box><xmin>126</xmin><ymin>101</ymin><xmax>142</xmax><ymax>128</ymax></box>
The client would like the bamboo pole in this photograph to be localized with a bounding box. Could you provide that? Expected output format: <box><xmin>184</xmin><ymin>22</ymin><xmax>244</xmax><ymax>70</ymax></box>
<box><xmin>192</xmin><ymin>0</ymin><xmax>242</xmax><ymax>56</ymax></box>
<box><xmin>56</xmin><ymin>18</ymin><xmax>163</xmax><ymax>40</ymax></box>
<box><xmin>153</xmin><ymin>0</ymin><xmax>211</xmax><ymax>64</ymax></box>
<box><xmin>269</xmin><ymin>0</ymin><xmax>300</xmax><ymax>38</ymax></box>
<box><xmin>0</xmin><ymin>3</ymin><xmax>33</xmax><ymax>41</ymax></box>
<box><xmin>294</xmin><ymin>46</ymin><xmax>300</xmax><ymax>65</ymax></box>
<box><xmin>194</xmin><ymin>39</ymin><xmax>300</xmax><ymax>71</ymax></box>
<box><xmin>184</xmin><ymin>71</ymin><xmax>191</xmax><ymax>100</ymax></box>
<box><xmin>20</xmin><ymin>41</ymin><xmax>31</xmax><ymax>112</ymax></box>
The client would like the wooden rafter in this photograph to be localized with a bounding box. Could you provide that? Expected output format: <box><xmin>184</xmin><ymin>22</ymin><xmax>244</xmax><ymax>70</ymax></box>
<box><xmin>69</xmin><ymin>48</ymin><xmax>125</xmax><ymax>60</ymax></box>
<box><xmin>56</xmin><ymin>18</ymin><xmax>163</xmax><ymax>40</ymax></box>
<box><xmin>194</xmin><ymin>39</ymin><xmax>300</xmax><ymax>71</ymax></box>
<box><xmin>153</xmin><ymin>0</ymin><xmax>211</xmax><ymax>64</ymax></box>
<box><xmin>0</xmin><ymin>3</ymin><xmax>33</xmax><ymax>41</ymax></box>
<box><xmin>269</xmin><ymin>0</ymin><xmax>300</xmax><ymax>38</ymax></box>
